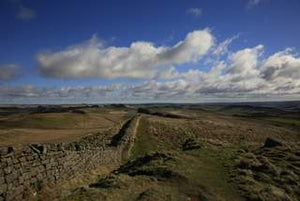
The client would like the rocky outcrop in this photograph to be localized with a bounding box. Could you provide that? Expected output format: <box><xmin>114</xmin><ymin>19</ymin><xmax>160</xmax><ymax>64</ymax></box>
<box><xmin>263</xmin><ymin>137</ymin><xmax>283</xmax><ymax>148</ymax></box>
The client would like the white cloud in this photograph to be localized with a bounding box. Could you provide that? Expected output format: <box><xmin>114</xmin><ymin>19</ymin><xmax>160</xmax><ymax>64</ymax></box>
<box><xmin>0</xmin><ymin>64</ymin><xmax>19</xmax><ymax>81</ymax></box>
<box><xmin>37</xmin><ymin>29</ymin><xmax>214</xmax><ymax>79</ymax></box>
<box><xmin>212</xmin><ymin>35</ymin><xmax>239</xmax><ymax>56</ymax></box>
<box><xmin>226</xmin><ymin>44</ymin><xmax>263</xmax><ymax>77</ymax></box>
<box><xmin>16</xmin><ymin>5</ymin><xmax>36</xmax><ymax>21</ymax></box>
<box><xmin>155</xmin><ymin>67</ymin><xmax>180</xmax><ymax>79</ymax></box>
<box><xmin>187</xmin><ymin>8</ymin><xmax>203</xmax><ymax>17</ymax></box>
<box><xmin>261</xmin><ymin>48</ymin><xmax>300</xmax><ymax>80</ymax></box>
<box><xmin>2</xmin><ymin>30</ymin><xmax>300</xmax><ymax>103</ymax></box>
<box><xmin>126</xmin><ymin>45</ymin><xmax>300</xmax><ymax>101</ymax></box>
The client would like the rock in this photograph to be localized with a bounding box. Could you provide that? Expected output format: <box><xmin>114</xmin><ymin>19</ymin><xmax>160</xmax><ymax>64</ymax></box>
<box><xmin>0</xmin><ymin>147</ymin><xmax>14</xmax><ymax>155</ymax></box>
<box><xmin>29</xmin><ymin>144</ymin><xmax>47</xmax><ymax>154</ymax></box>
<box><xmin>0</xmin><ymin>184</ymin><xmax>7</xmax><ymax>194</ymax></box>
<box><xmin>75</xmin><ymin>144</ymin><xmax>82</xmax><ymax>151</ymax></box>
<box><xmin>57</xmin><ymin>143</ymin><xmax>65</xmax><ymax>151</ymax></box>
<box><xmin>263</xmin><ymin>137</ymin><xmax>283</xmax><ymax>148</ymax></box>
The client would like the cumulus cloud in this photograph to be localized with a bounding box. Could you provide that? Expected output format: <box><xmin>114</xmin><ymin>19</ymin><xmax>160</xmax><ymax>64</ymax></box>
<box><xmin>2</xmin><ymin>30</ymin><xmax>300</xmax><ymax>104</ymax></box>
<box><xmin>16</xmin><ymin>5</ymin><xmax>36</xmax><ymax>21</ymax></box>
<box><xmin>0</xmin><ymin>64</ymin><xmax>19</xmax><ymax>81</ymax></box>
<box><xmin>261</xmin><ymin>49</ymin><xmax>300</xmax><ymax>81</ymax></box>
<box><xmin>37</xmin><ymin>29</ymin><xmax>214</xmax><ymax>79</ymax></box>
<box><xmin>187</xmin><ymin>8</ymin><xmax>202</xmax><ymax>17</ymax></box>
<box><xmin>226</xmin><ymin>44</ymin><xmax>263</xmax><ymax>77</ymax></box>
<box><xmin>123</xmin><ymin>45</ymin><xmax>300</xmax><ymax>101</ymax></box>
<box><xmin>2</xmin><ymin>43</ymin><xmax>300</xmax><ymax>104</ymax></box>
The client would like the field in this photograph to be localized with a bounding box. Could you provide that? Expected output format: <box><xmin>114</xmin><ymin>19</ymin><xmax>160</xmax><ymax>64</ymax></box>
<box><xmin>1</xmin><ymin>102</ymin><xmax>300</xmax><ymax>201</ymax></box>
<box><xmin>0</xmin><ymin>105</ymin><xmax>131</xmax><ymax>147</ymax></box>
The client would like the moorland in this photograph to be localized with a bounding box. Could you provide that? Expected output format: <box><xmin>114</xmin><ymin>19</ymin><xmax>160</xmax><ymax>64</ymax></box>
<box><xmin>0</xmin><ymin>101</ymin><xmax>299</xmax><ymax>201</ymax></box>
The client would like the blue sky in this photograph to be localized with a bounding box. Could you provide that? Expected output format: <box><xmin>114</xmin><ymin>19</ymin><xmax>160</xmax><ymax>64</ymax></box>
<box><xmin>0</xmin><ymin>0</ymin><xmax>300</xmax><ymax>104</ymax></box>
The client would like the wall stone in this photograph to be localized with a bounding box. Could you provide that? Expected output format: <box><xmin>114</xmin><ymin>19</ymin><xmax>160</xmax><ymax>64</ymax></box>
<box><xmin>0</xmin><ymin>116</ymin><xmax>136</xmax><ymax>201</ymax></box>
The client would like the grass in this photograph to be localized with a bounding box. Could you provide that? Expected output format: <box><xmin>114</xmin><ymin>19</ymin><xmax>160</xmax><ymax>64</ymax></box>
<box><xmin>130</xmin><ymin>117</ymin><xmax>161</xmax><ymax>159</ymax></box>
<box><xmin>204</xmin><ymin>105</ymin><xmax>300</xmax><ymax>130</ymax></box>
<box><xmin>16</xmin><ymin>106</ymin><xmax>299</xmax><ymax>201</ymax></box>
<box><xmin>264</xmin><ymin>116</ymin><xmax>300</xmax><ymax>127</ymax></box>
<box><xmin>0</xmin><ymin>109</ymin><xmax>128</xmax><ymax>129</ymax></box>
<box><xmin>175</xmin><ymin>148</ymin><xmax>244</xmax><ymax>201</ymax></box>
<box><xmin>61</xmin><ymin>115</ymin><xmax>245</xmax><ymax>201</ymax></box>
<box><xmin>129</xmin><ymin>116</ymin><xmax>244</xmax><ymax>200</ymax></box>
<box><xmin>232</xmin><ymin>146</ymin><xmax>300</xmax><ymax>200</ymax></box>
<box><xmin>0</xmin><ymin>107</ymin><xmax>131</xmax><ymax>146</ymax></box>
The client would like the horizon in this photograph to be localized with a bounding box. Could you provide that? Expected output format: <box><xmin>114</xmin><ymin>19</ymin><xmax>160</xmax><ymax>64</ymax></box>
<box><xmin>1</xmin><ymin>100</ymin><xmax>299</xmax><ymax>106</ymax></box>
<box><xmin>1</xmin><ymin>0</ymin><xmax>300</xmax><ymax>104</ymax></box>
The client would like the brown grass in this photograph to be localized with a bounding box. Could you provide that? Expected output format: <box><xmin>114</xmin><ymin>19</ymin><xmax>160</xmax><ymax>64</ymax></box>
<box><xmin>145</xmin><ymin>110</ymin><xmax>300</xmax><ymax>146</ymax></box>
<box><xmin>0</xmin><ymin>108</ymin><xmax>131</xmax><ymax>146</ymax></box>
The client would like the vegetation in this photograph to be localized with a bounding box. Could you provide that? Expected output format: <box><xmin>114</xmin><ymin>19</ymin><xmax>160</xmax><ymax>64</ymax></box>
<box><xmin>0</xmin><ymin>106</ymin><xmax>131</xmax><ymax>146</ymax></box>
<box><xmin>1</xmin><ymin>103</ymin><xmax>299</xmax><ymax>200</ymax></box>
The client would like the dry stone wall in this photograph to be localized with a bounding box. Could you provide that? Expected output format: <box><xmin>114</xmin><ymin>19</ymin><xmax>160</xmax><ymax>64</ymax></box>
<box><xmin>0</xmin><ymin>116</ymin><xmax>137</xmax><ymax>201</ymax></box>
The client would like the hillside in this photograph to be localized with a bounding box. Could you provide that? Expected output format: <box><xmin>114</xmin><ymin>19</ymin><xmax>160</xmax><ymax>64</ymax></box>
<box><xmin>52</xmin><ymin>103</ymin><xmax>300</xmax><ymax>201</ymax></box>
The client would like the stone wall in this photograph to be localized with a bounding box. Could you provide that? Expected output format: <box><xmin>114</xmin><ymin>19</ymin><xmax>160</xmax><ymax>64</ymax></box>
<box><xmin>0</xmin><ymin>116</ymin><xmax>137</xmax><ymax>201</ymax></box>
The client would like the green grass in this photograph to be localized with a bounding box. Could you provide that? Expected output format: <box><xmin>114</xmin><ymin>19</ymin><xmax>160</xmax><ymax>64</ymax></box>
<box><xmin>128</xmin><ymin>116</ymin><xmax>245</xmax><ymax>201</ymax></box>
<box><xmin>130</xmin><ymin>117</ymin><xmax>163</xmax><ymax>159</ymax></box>
<box><xmin>60</xmin><ymin>115</ymin><xmax>246</xmax><ymax>201</ymax></box>
<box><xmin>264</xmin><ymin>116</ymin><xmax>300</xmax><ymax>127</ymax></box>
<box><xmin>175</xmin><ymin>148</ymin><xmax>244</xmax><ymax>201</ymax></box>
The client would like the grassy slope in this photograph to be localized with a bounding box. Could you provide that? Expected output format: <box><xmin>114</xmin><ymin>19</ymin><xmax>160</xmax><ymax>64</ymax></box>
<box><xmin>130</xmin><ymin>116</ymin><xmax>244</xmax><ymax>201</ymax></box>
<box><xmin>0</xmin><ymin>108</ymin><xmax>131</xmax><ymax>146</ymax></box>
<box><xmin>210</xmin><ymin>105</ymin><xmax>300</xmax><ymax>131</ymax></box>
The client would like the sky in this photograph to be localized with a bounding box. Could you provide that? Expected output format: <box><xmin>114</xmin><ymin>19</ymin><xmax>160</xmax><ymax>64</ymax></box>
<box><xmin>0</xmin><ymin>0</ymin><xmax>300</xmax><ymax>104</ymax></box>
